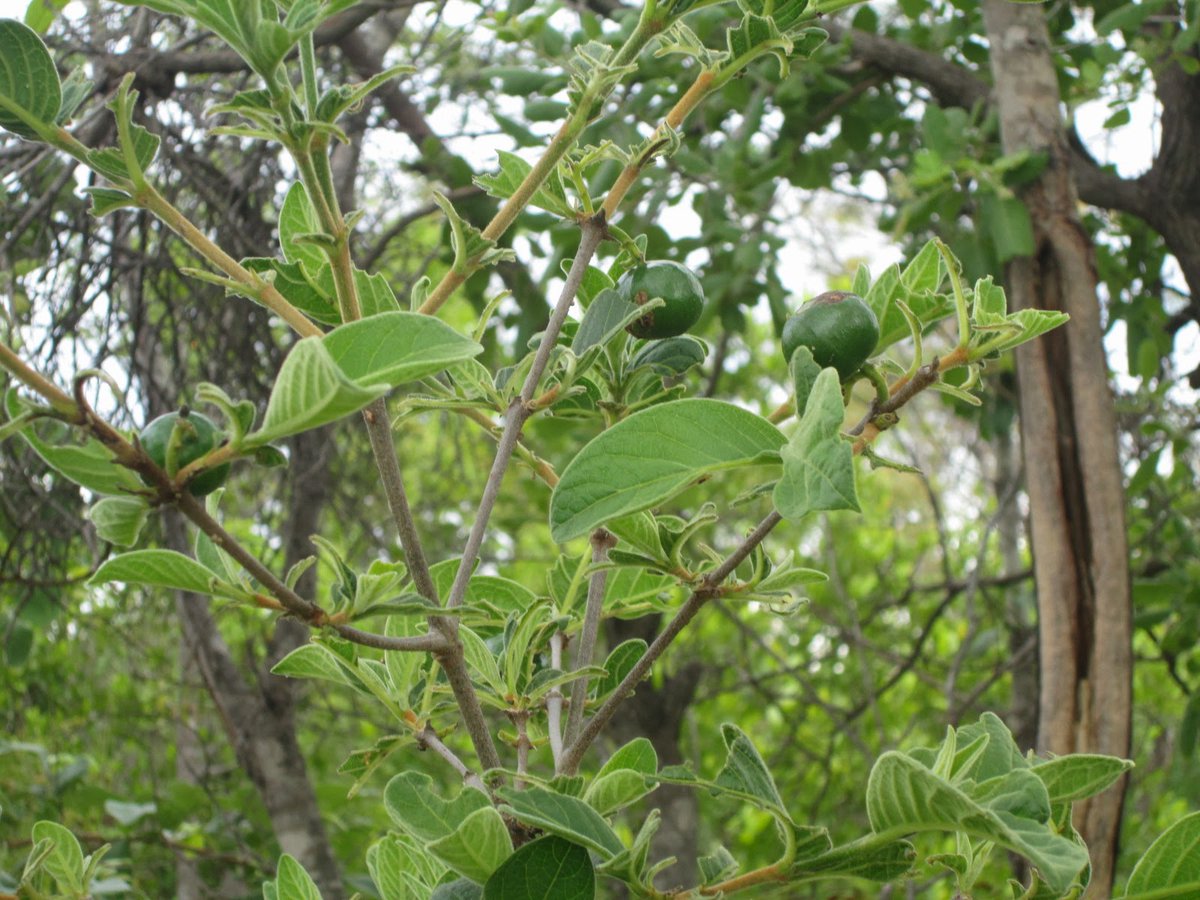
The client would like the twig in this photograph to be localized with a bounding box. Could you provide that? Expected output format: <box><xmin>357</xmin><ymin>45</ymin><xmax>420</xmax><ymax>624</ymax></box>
<box><xmin>546</xmin><ymin>632</ymin><xmax>567</xmax><ymax>768</ymax></box>
<box><xmin>418</xmin><ymin>725</ymin><xmax>487</xmax><ymax>793</ymax></box>
<box><xmin>559</xmin><ymin>511</ymin><xmax>783</xmax><ymax>775</ymax></box>
<box><xmin>563</xmin><ymin>528</ymin><xmax>617</xmax><ymax>754</ymax></box>
<box><xmin>443</xmin><ymin>216</ymin><xmax>607</xmax><ymax>612</ymax></box>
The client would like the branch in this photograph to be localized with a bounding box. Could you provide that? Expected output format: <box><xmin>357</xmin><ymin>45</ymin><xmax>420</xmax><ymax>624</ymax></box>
<box><xmin>559</xmin><ymin>511</ymin><xmax>783</xmax><ymax>774</ymax></box>
<box><xmin>563</xmin><ymin>528</ymin><xmax>618</xmax><ymax>754</ymax></box>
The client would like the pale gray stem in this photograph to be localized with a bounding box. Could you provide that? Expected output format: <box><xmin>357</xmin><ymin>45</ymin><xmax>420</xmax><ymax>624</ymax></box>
<box><xmin>546</xmin><ymin>631</ymin><xmax>566</xmax><ymax>768</ymax></box>
<box><xmin>559</xmin><ymin>511</ymin><xmax>782</xmax><ymax>774</ymax></box>
<box><xmin>419</xmin><ymin>726</ymin><xmax>486</xmax><ymax>794</ymax></box>
<box><xmin>444</xmin><ymin>217</ymin><xmax>607</xmax><ymax>612</ymax></box>
<box><xmin>563</xmin><ymin>528</ymin><xmax>617</xmax><ymax>752</ymax></box>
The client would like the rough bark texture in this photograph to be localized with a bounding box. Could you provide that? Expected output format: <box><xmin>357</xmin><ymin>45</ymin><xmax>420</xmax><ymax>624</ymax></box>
<box><xmin>980</xmin><ymin>1</ymin><xmax>1132</xmax><ymax>894</ymax></box>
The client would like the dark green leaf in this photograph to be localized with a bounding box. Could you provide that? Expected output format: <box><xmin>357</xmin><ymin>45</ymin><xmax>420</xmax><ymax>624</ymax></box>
<box><xmin>483</xmin><ymin>836</ymin><xmax>594</xmax><ymax>900</ymax></box>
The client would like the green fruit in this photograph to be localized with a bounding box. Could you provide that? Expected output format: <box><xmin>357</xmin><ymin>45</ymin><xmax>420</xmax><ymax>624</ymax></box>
<box><xmin>781</xmin><ymin>291</ymin><xmax>880</xmax><ymax>379</ymax></box>
<box><xmin>618</xmin><ymin>261</ymin><xmax>705</xmax><ymax>340</ymax></box>
<box><xmin>139</xmin><ymin>411</ymin><xmax>230</xmax><ymax>496</ymax></box>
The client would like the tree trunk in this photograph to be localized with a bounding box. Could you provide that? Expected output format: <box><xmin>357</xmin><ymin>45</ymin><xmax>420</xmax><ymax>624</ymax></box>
<box><xmin>980</xmin><ymin>2</ymin><xmax>1132</xmax><ymax>894</ymax></box>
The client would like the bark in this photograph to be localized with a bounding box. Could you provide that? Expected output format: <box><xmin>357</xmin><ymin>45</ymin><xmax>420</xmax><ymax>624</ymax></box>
<box><xmin>980</xmin><ymin>2</ymin><xmax>1132</xmax><ymax>894</ymax></box>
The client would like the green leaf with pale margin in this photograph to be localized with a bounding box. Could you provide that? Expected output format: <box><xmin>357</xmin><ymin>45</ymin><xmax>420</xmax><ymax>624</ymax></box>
<box><xmin>5</xmin><ymin>391</ymin><xmax>142</xmax><ymax>494</ymax></box>
<box><xmin>459</xmin><ymin>624</ymin><xmax>505</xmax><ymax>696</ymax></box>
<box><xmin>272</xmin><ymin>854</ymin><xmax>321</xmax><ymax>900</ymax></box>
<box><xmin>354</xmin><ymin>268</ymin><xmax>403</xmax><ymax>318</ymax></box>
<box><xmin>0</xmin><ymin>18</ymin><xmax>60</xmax><ymax>139</ymax></box>
<box><xmin>87</xmin><ymin>121</ymin><xmax>160</xmax><ymax>183</ymax></box>
<box><xmin>243</xmin><ymin>257</ymin><xmax>339</xmax><ymax>324</ymax></box>
<box><xmin>594</xmin><ymin>639</ymin><xmax>646</xmax><ymax>698</ymax></box>
<box><xmin>630</xmin><ymin>335</ymin><xmax>707</xmax><ymax>376</ymax></box>
<box><xmin>584</xmin><ymin>738</ymin><xmax>657</xmax><ymax>815</ymax></box>
<box><xmin>790</xmin><ymin>837</ymin><xmax>916</xmax><ymax>883</ymax></box>
<box><xmin>1122</xmin><ymin>811</ymin><xmax>1200</xmax><ymax>897</ymax></box>
<box><xmin>86</xmin><ymin>497</ymin><xmax>150</xmax><ymax>547</ymax></box>
<box><xmin>91</xmin><ymin>549</ymin><xmax>232</xmax><ymax>595</ymax></box>
<box><xmin>272</xmin><ymin>644</ymin><xmax>356</xmax><ymax>688</ymax></box>
<box><xmin>497</xmin><ymin>787</ymin><xmax>624</xmax><ymax>859</ymax></box>
<box><xmin>279</xmin><ymin>182</ymin><xmax>326</xmax><ymax>274</ymax></box>
<box><xmin>432</xmin><ymin>192</ymin><xmax>517</xmax><ymax>274</ymax></box>
<box><xmin>866</xmin><ymin>752</ymin><xmax>1089</xmax><ymax>893</ymax></box>
<box><xmin>714</xmin><ymin>724</ymin><xmax>787</xmax><ymax>815</ymax></box>
<box><xmin>953</xmin><ymin>711</ymin><xmax>1028</xmax><ymax>781</ymax></box>
<box><xmin>789</xmin><ymin>345</ymin><xmax>821</xmax><ymax>417</ymax></box>
<box><xmin>474</xmin><ymin>150</ymin><xmax>574</xmax><ymax>219</ymax></box>
<box><xmin>247</xmin><ymin>338</ymin><xmax>386</xmax><ymax>445</ymax></box>
<box><xmin>1031</xmin><ymin>755</ymin><xmax>1132</xmax><ymax>804</ymax></box>
<box><xmin>84</xmin><ymin>187</ymin><xmax>137</xmax><ymax>216</ymax></box>
<box><xmin>571</xmin><ymin>288</ymin><xmax>643</xmax><ymax>354</ymax></box>
<box><xmin>323</xmin><ymin>312</ymin><xmax>483</xmax><ymax>388</ymax></box>
<box><xmin>774</xmin><ymin>368</ymin><xmax>859</xmax><ymax>520</ymax></box>
<box><xmin>368</xmin><ymin>834</ymin><xmax>443</xmax><ymax>900</ymax></box>
<box><xmin>428</xmin><ymin>807</ymin><xmax>514</xmax><ymax>883</ymax></box>
<box><xmin>29</xmin><ymin>821</ymin><xmax>84</xmax><ymax>893</ymax></box>
<box><xmin>385</xmin><ymin>772</ymin><xmax>492</xmax><ymax>843</ymax></box>
<box><xmin>550</xmin><ymin>399</ymin><xmax>785</xmax><ymax>542</ymax></box>
<box><xmin>483</xmin><ymin>836</ymin><xmax>594</xmax><ymax>900</ymax></box>
<box><xmin>699</xmin><ymin>845</ymin><xmax>739</xmax><ymax>885</ymax></box>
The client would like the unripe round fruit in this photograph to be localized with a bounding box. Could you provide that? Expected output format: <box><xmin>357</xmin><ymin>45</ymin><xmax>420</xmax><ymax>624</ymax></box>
<box><xmin>781</xmin><ymin>291</ymin><xmax>880</xmax><ymax>379</ymax></box>
<box><xmin>139</xmin><ymin>411</ymin><xmax>230</xmax><ymax>496</ymax></box>
<box><xmin>618</xmin><ymin>261</ymin><xmax>705</xmax><ymax>340</ymax></box>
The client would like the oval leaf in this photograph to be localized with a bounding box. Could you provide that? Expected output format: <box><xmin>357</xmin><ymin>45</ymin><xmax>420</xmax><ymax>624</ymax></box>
<box><xmin>0</xmin><ymin>18</ymin><xmax>61</xmax><ymax>139</ymax></box>
<box><xmin>549</xmin><ymin>399</ymin><xmax>785</xmax><ymax>542</ymax></box>
<box><xmin>483</xmin><ymin>836</ymin><xmax>594</xmax><ymax>900</ymax></box>
<box><xmin>90</xmin><ymin>549</ymin><xmax>226</xmax><ymax>595</ymax></box>
<box><xmin>1124</xmin><ymin>811</ymin><xmax>1200</xmax><ymax>896</ymax></box>
<box><xmin>323</xmin><ymin>312</ymin><xmax>483</xmax><ymax>388</ymax></box>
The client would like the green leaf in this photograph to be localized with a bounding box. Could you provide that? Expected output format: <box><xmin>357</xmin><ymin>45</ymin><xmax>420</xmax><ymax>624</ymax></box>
<box><xmin>86</xmin><ymin>497</ymin><xmax>150</xmax><ymax>547</ymax></box>
<box><xmin>571</xmin><ymin>288</ymin><xmax>644</xmax><ymax>354</ymax></box>
<box><xmin>271</xmin><ymin>643</ymin><xmax>355</xmax><ymax>688</ymax></box>
<box><xmin>84</xmin><ymin>187</ymin><xmax>137</xmax><ymax>216</ymax></box>
<box><xmin>483</xmin><ymin>835</ymin><xmax>593</xmax><ymax>900</ymax></box>
<box><xmin>385</xmin><ymin>772</ymin><xmax>492</xmax><ymax>843</ymax></box>
<box><xmin>550</xmin><ymin>399</ymin><xmax>785</xmax><ymax>542</ymax></box>
<box><xmin>87</xmin><ymin>121</ymin><xmax>161</xmax><ymax>183</ymax></box>
<box><xmin>1030</xmin><ymin>754</ymin><xmax>1132</xmax><ymax>804</ymax></box>
<box><xmin>981</xmin><ymin>192</ymin><xmax>1035</xmax><ymax>263</ymax></box>
<box><xmin>279</xmin><ymin>182</ymin><xmax>327</xmax><ymax>273</ymax></box>
<box><xmin>5</xmin><ymin>392</ymin><xmax>141</xmax><ymax>495</ymax></box>
<box><xmin>433</xmin><ymin>879</ymin><xmax>484</xmax><ymax>900</ymax></box>
<box><xmin>273</xmin><ymin>854</ymin><xmax>322</xmax><ymax>900</ymax></box>
<box><xmin>474</xmin><ymin>150</ymin><xmax>574</xmax><ymax>219</ymax></box>
<box><xmin>354</xmin><ymin>267</ymin><xmax>403</xmax><ymax>318</ymax></box>
<box><xmin>866</xmin><ymin>752</ymin><xmax>1089</xmax><ymax>893</ymax></box>
<box><xmin>714</xmin><ymin>724</ymin><xmax>787</xmax><ymax>816</ymax></box>
<box><xmin>367</xmin><ymin>834</ymin><xmax>442</xmax><ymax>900</ymax></box>
<box><xmin>0</xmin><ymin>18</ymin><xmax>61</xmax><ymax>139</ymax></box>
<box><xmin>629</xmin><ymin>335</ymin><xmax>707</xmax><ymax>376</ymax></box>
<box><xmin>432</xmin><ymin>192</ymin><xmax>517</xmax><ymax>274</ymax></box>
<box><xmin>773</xmin><ymin>368</ymin><xmax>859</xmax><ymax>520</ymax></box>
<box><xmin>428</xmin><ymin>807</ymin><xmax>514</xmax><ymax>883</ymax></box>
<box><xmin>497</xmin><ymin>787</ymin><xmax>624</xmax><ymax>859</ymax></box>
<box><xmin>788</xmin><ymin>345</ymin><xmax>821</xmax><ymax>417</ymax></box>
<box><xmin>584</xmin><ymin>769</ymin><xmax>654</xmax><ymax>816</ymax></box>
<box><xmin>323</xmin><ymin>312</ymin><xmax>483</xmax><ymax>388</ymax></box>
<box><xmin>243</xmin><ymin>257</ymin><xmax>339</xmax><ymax>325</ymax></box>
<box><xmin>1122</xmin><ymin>811</ymin><xmax>1200</xmax><ymax>897</ymax></box>
<box><xmin>104</xmin><ymin>799</ymin><xmax>156</xmax><ymax>826</ymax></box>
<box><xmin>594</xmin><ymin>639</ymin><xmax>646</xmax><ymax>698</ymax></box>
<box><xmin>248</xmin><ymin>338</ymin><xmax>386</xmax><ymax>445</ymax></box>
<box><xmin>24</xmin><ymin>0</ymin><xmax>71</xmax><ymax>33</ymax></box>
<box><xmin>30</xmin><ymin>821</ymin><xmax>84</xmax><ymax>893</ymax></box>
<box><xmin>459</xmin><ymin>624</ymin><xmax>505</xmax><ymax>696</ymax></box>
<box><xmin>90</xmin><ymin>549</ymin><xmax>230</xmax><ymax>595</ymax></box>
<box><xmin>790</xmin><ymin>836</ymin><xmax>916</xmax><ymax>883</ymax></box>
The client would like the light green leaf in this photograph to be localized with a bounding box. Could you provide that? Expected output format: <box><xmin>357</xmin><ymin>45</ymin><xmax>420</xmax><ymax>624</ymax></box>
<box><xmin>248</xmin><ymin>338</ymin><xmax>386</xmax><ymax>445</ymax></box>
<box><xmin>474</xmin><ymin>150</ymin><xmax>575</xmax><ymax>219</ymax></box>
<box><xmin>243</xmin><ymin>257</ymin><xmax>339</xmax><ymax>324</ymax></box>
<box><xmin>428</xmin><ymin>807</ymin><xmax>514</xmax><ymax>883</ymax></box>
<box><xmin>773</xmin><ymin>368</ymin><xmax>859</xmax><ymax>521</ymax></box>
<box><xmin>584</xmin><ymin>769</ymin><xmax>654</xmax><ymax>816</ymax></box>
<box><xmin>432</xmin><ymin>192</ymin><xmax>517</xmax><ymax>274</ymax></box>
<box><xmin>273</xmin><ymin>854</ymin><xmax>322</xmax><ymax>900</ymax></box>
<box><xmin>323</xmin><ymin>312</ymin><xmax>483</xmax><ymax>389</ymax></box>
<box><xmin>1122</xmin><ymin>811</ymin><xmax>1200</xmax><ymax>897</ymax></box>
<box><xmin>714</xmin><ymin>724</ymin><xmax>787</xmax><ymax>816</ymax></box>
<box><xmin>550</xmin><ymin>399</ymin><xmax>785</xmax><ymax>542</ymax></box>
<box><xmin>981</xmin><ymin>193</ymin><xmax>1035</xmax><ymax>262</ymax></box>
<box><xmin>271</xmin><ymin>644</ymin><xmax>355</xmax><ymax>688</ymax></box>
<box><xmin>0</xmin><ymin>18</ymin><xmax>60</xmax><ymax>139</ymax></box>
<box><xmin>459</xmin><ymin>624</ymin><xmax>505</xmax><ymax>696</ymax></box>
<box><xmin>790</xmin><ymin>836</ymin><xmax>916</xmax><ymax>883</ymax></box>
<box><xmin>30</xmin><ymin>821</ymin><xmax>84</xmax><ymax>893</ymax></box>
<box><xmin>87</xmin><ymin>121</ymin><xmax>160</xmax><ymax>183</ymax></box>
<box><xmin>24</xmin><ymin>0</ymin><xmax>71</xmax><ymax>33</ymax></box>
<box><xmin>354</xmin><ymin>268</ymin><xmax>403</xmax><ymax>318</ymax></box>
<box><xmin>594</xmin><ymin>639</ymin><xmax>646</xmax><ymax>699</ymax></box>
<box><xmin>279</xmin><ymin>182</ymin><xmax>326</xmax><ymax>273</ymax></box>
<box><xmin>483</xmin><ymin>836</ymin><xmax>594</xmax><ymax>900</ymax></box>
<box><xmin>385</xmin><ymin>772</ymin><xmax>492</xmax><ymax>843</ymax></box>
<box><xmin>1030</xmin><ymin>754</ymin><xmax>1133</xmax><ymax>804</ymax></box>
<box><xmin>866</xmin><ymin>752</ymin><xmax>1089</xmax><ymax>893</ymax></box>
<box><xmin>86</xmin><ymin>497</ymin><xmax>149</xmax><ymax>547</ymax></box>
<box><xmin>789</xmin><ymin>345</ymin><xmax>821</xmax><ymax>417</ymax></box>
<box><xmin>367</xmin><ymin>834</ymin><xmax>443</xmax><ymax>900</ymax></box>
<box><xmin>84</xmin><ymin>187</ymin><xmax>137</xmax><ymax>216</ymax></box>
<box><xmin>90</xmin><ymin>549</ymin><xmax>229</xmax><ymax>595</ymax></box>
<box><xmin>571</xmin><ymin>288</ymin><xmax>644</xmax><ymax>354</ymax></box>
<box><xmin>104</xmin><ymin>799</ymin><xmax>156</xmax><ymax>826</ymax></box>
<box><xmin>497</xmin><ymin>786</ymin><xmax>624</xmax><ymax>859</ymax></box>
